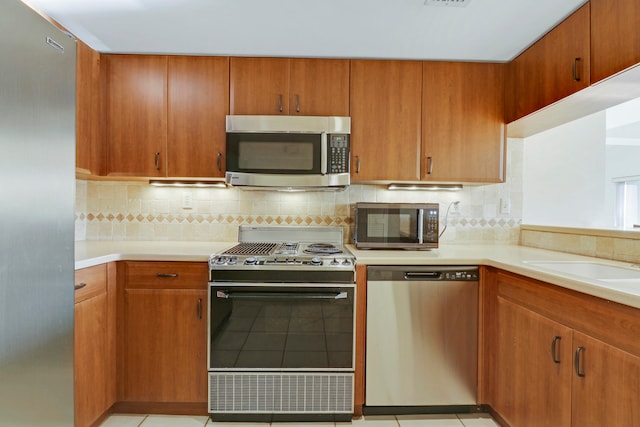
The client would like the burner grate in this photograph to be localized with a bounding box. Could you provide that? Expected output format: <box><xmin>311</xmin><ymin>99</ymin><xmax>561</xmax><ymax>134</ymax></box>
<box><xmin>222</xmin><ymin>242</ymin><xmax>277</xmax><ymax>256</ymax></box>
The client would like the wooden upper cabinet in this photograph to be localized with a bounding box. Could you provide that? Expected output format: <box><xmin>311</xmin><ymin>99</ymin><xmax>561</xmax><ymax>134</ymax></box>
<box><xmin>591</xmin><ymin>0</ymin><xmax>640</xmax><ymax>83</ymax></box>
<box><xmin>350</xmin><ymin>60</ymin><xmax>422</xmax><ymax>181</ymax></box>
<box><xmin>230</xmin><ymin>57</ymin><xmax>349</xmax><ymax>116</ymax></box>
<box><xmin>506</xmin><ymin>3</ymin><xmax>590</xmax><ymax>123</ymax></box>
<box><xmin>289</xmin><ymin>58</ymin><xmax>350</xmax><ymax>116</ymax></box>
<box><xmin>76</xmin><ymin>40</ymin><xmax>106</xmax><ymax>176</ymax></box>
<box><xmin>106</xmin><ymin>55</ymin><xmax>167</xmax><ymax>177</ymax></box>
<box><xmin>167</xmin><ymin>56</ymin><xmax>229</xmax><ymax>178</ymax></box>
<box><xmin>230</xmin><ymin>57</ymin><xmax>290</xmax><ymax>115</ymax></box>
<box><xmin>422</xmin><ymin>62</ymin><xmax>505</xmax><ymax>182</ymax></box>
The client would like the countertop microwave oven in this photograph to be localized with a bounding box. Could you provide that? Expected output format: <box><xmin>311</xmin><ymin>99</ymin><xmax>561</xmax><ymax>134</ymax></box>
<box><xmin>354</xmin><ymin>202</ymin><xmax>439</xmax><ymax>249</ymax></box>
<box><xmin>225</xmin><ymin>115</ymin><xmax>350</xmax><ymax>190</ymax></box>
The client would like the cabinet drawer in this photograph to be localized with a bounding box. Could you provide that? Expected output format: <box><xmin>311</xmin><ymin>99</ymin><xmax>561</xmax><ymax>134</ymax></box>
<box><xmin>75</xmin><ymin>264</ymin><xmax>107</xmax><ymax>303</ymax></box>
<box><xmin>124</xmin><ymin>261</ymin><xmax>208</xmax><ymax>289</ymax></box>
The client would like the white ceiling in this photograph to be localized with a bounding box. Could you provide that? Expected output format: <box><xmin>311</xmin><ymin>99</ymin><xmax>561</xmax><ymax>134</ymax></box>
<box><xmin>24</xmin><ymin>0</ymin><xmax>587</xmax><ymax>61</ymax></box>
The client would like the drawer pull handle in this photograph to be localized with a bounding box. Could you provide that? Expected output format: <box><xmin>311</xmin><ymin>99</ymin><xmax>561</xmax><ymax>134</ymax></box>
<box><xmin>156</xmin><ymin>273</ymin><xmax>179</xmax><ymax>278</ymax></box>
<box><xmin>574</xmin><ymin>346</ymin><xmax>586</xmax><ymax>377</ymax></box>
<box><xmin>426</xmin><ymin>156</ymin><xmax>434</xmax><ymax>175</ymax></box>
<box><xmin>573</xmin><ymin>57</ymin><xmax>582</xmax><ymax>82</ymax></box>
<box><xmin>551</xmin><ymin>335</ymin><xmax>562</xmax><ymax>364</ymax></box>
<box><xmin>74</xmin><ymin>282</ymin><xmax>87</xmax><ymax>291</ymax></box>
<box><xmin>197</xmin><ymin>298</ymin><xmax>202</xmax><ymax>320</ymax></box>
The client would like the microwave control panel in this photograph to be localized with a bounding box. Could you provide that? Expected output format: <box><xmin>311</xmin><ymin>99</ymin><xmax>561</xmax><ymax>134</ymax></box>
<box><xmin>329</xmin><ymin>134</ymin><xmax>350</xmax><ymax>173</ymax></box>
<box><xmin>424</xmin><ymin>208</ymin><xmax>439</xmax><ymax>243</ymax></box>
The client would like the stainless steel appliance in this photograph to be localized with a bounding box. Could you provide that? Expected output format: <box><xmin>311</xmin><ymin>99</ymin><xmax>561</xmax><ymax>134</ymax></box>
<box><xmin>0</xmin><ymin>1</ymin><xmax>76</xmax><ymax>425</ymax></box>
<box><xmin>354</xmin><ymin>202</ymin><xmax>439</xmax><ymax>249</ymax></box>
<box><xmin>225</xmin><ymin>115</ymin><xmax>350</xmax><ymax>190</ymax></box>
<box><xmin>365</xmin><ymin>266</ymin><xmax>479</xmax><ymax>410</ymax></box>
<box><xmin>208</xmin><ymin>226</ymin><xmax>356</xmax><ymax>422</ymax></box>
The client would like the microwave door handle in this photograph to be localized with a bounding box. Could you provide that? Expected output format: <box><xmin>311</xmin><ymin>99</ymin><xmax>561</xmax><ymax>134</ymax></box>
<box><xmin>321</xmin><ymin>132</ymin><xmax>328</xmax><ymax>175</ymax></box>
<box><xmin>418</xmin><ymin>209</ymin><xmax>424</xmax><ymax>244</ymax></box>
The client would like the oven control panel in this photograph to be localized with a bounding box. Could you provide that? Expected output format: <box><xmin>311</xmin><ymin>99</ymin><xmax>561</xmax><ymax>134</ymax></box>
<box><xmin>210</xmin><ymin>255</ymin><xmax>353</xmax><ymax>268</ymax></box>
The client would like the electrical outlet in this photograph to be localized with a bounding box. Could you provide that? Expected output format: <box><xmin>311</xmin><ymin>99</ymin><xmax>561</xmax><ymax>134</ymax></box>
<box><xmin>182</xmin><ymin>191</ymin><xmax>193</xmax><ymax>209</ymax></box>
<box><xmin>500</xmin><ymin>198</ymin><xmax>511</xmax><ymax>214</ymax></box>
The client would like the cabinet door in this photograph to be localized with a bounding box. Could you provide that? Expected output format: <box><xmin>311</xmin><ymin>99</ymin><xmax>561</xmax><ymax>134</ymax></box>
<box><xmin>75</xmin><ymin>292</ymin><xmax>109</xmax><ymax>427</ymax></box>
<box><xmin>591</xmin><ymin>0</ymin><xmax>640</xmax><ymax>83</ymax></box>
<box><xmin>289</xmin><ymin>58</ymin><xmax>350</xmax><ymax>116</ymax></box>
<box><xmin>75</xmin><ymin>264</ymin><xmax>110</xmax><ymax>427</ymax></box>
<box><xmin>350</xmin><ymin>60</ymin><xmax>422</xmax><ymax>181</ymax></box>
<box><xmin>123</xmin><ymin>289</ymin><xmax>207</xmax><ymax>403</ymax></box>
<box><xmin>495</xmin><ymin>297</ymin><xmax>573</xmax><ymax>427</ymax></box>
<box><xmin>422</xmin><ymin>62</ymin><xmax>505</xmax><ymax>182</ymax></box>
<box><xmin>106</xmin><ymin>55</ymin><xmax>167</xmax><ymax>176</ymax></box>
<box><xmin>167</xmin><ymin>56</ymin><xmax>229</xmax><ymax>178</ymax></box>
<box><xmin>506</xmin><ymin>4</ymin><xmax>590</xmax><ymax>123</ymax></box>
<box><xmin>572</xmin><ymin>331</ymin><xmax>640</xmax><ymax>427</ymax></box>
<box><xmin>76</xmin><ymin>40</ymin><xmax>105</xmax><ymax>176</ymax></box>
<box><xmin>230</xmin><ymin>57</ymin><xmax>290</xmax><ymax>114</ymax></box>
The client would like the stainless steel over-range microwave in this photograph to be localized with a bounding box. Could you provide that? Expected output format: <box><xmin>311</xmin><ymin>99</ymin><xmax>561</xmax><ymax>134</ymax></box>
<box><xmin>354</xmin><ymin>202</ymin><xmax>439</xmax><ymax>249</ymax></box>
<box><xmin>225</xmin><ymin>115</ymin><xmax>350</xmax><ymax>190</ymax></box>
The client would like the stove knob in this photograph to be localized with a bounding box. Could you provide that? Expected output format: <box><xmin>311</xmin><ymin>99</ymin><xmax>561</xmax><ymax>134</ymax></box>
<box><xmin>244</xmin><ymin>257</ymin><xmax>257</xmax><ymax>265</ymax></box>
<box><xmin>330</xmin><ymin>258</ymin><xmax>340</xmax><ymax>266</ymax></box>
<box><xmin>215</xmin><ymin>256</ymin><xmax>227</xmax><ymax>265</ymax></box>
<box><xmin>228</xmin><ymin>256</ymin><xmax>238</xmax><ymax>265</ymax></box>
<box><xmin>311</xmin><ymin>257</ymin><xmax>322</xmax><ymax>266</ymax></box>
<box><xmin>342</xmin><ymin>259</ymin><xmax>351</xmax><ymax>265</ymax></box>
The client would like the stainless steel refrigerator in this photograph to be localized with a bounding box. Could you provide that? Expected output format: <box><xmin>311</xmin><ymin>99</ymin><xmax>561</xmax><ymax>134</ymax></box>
<box><xmin>0</xmin><ymin>1</ymin><xmax>76</xmax><ymax>425</ymax></box>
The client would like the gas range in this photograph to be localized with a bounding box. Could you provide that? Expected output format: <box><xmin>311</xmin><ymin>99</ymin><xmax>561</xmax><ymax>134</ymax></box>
<box><xmin>209</xmin><ymin>226</ymin><xmax>355</xmax><ymax>272</ymax></box>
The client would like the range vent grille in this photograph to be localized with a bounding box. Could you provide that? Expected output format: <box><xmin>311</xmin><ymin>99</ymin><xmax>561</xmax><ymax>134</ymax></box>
<box><xmin>209</xmin><ymin>373</ymin><xmax>353</xmax><ymax>414</ymax></box>
<box><xmin>424</xmin><ymin>0</ymin><xmax>471</xmax><ymax>7</ymax></box>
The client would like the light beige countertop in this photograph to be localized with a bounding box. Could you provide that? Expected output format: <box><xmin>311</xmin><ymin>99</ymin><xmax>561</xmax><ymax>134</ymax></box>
<box><xmin>75</xmin><ymin>241</ymin><xmax>640</xmax><ymax>310</ymax></box>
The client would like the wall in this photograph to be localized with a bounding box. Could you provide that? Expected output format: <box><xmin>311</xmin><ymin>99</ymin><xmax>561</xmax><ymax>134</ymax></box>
<box><xmin>75</xmin><ymin>139</ymin><xmax>523</xmax><ymax>244</ymax></box>
<box><xmin>523</xmin><ymin>111</ymin><xmax>609</xmax><ymax>227</ymax></box>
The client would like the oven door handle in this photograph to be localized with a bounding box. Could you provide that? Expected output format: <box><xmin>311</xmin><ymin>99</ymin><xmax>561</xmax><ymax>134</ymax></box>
<box><xmin>216</xmin><ymin>290</ymin><xmax>348</xmax><ymax>300</ymax></box>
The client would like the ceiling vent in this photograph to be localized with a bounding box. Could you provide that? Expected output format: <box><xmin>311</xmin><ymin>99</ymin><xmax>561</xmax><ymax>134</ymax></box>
<box><xmin>424</xmin><ymin>0</ymin><xmax>472</xmax><ymax>7</ymax></box>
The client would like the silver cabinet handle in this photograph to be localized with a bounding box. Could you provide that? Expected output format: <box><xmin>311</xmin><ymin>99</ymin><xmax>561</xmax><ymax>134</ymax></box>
<box><xmin>216</xmin><ymin>290</ymin><xmax>347</xmax><ymax>300</ymax></box>
<box><xmin>156</xmin><ymin>273</ymin><xmax>179</xmax><ymax>278</ymax></box>
<box><xmin>551</xmin><ymin>336</ymin><xmax>562</xmax><ymax>364</ymax></box>
<box><xmin>154</xmin><ymin>151</ymin><xmax>160</xmax><ymax>170</ymax></box>
<box><xmin>197</xmin><ymin>298</ymin><xmax>202</xmax><ymax>320</ymax></box>
<box><xmin>74</xmin><ymin>282</ymin><xmax>87</xmax><ymax>291</ymax></box>
<box><xmin>574</xmin><ymin>346</ymin><xmax>586</xmax><ymax>377</ymax></box>
<box><xmin>426</xmin><ymin>156</ymin><xmax>433</xmax><ymax>175</ymax></box>
<box><xmin>355</xmin><ymin>155</ymin><xmax>361</xmax><ymax>174</ymax></box>
<box><xmin>296</xmin><ymin>94</ymin><xmax>300</xmax><ymax>113</ymax></box>
<box><xmin>573</xmin><ymin>57</ymin><xmax>582</xmax><ymax>82</ymax></box>
<box><xmin>278</xmin><ymin>94</ymin><xmax>283</xmax><ymax>113</ymax></box>
<box><xmin>216</xmin><ymin>152</ymin><xmax>223</xmax><ymax>172</ymax></box>
<box><xmin>320</xmin><ymin>132</ymin><xmax>328</xmax><ymax>175</ymax></box>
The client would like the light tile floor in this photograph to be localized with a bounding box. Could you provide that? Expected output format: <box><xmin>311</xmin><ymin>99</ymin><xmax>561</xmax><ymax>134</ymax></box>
<box><xmin>100</xmin><ymin>413</ymin><xmax>500</xmax><ymax>427</ymax></box>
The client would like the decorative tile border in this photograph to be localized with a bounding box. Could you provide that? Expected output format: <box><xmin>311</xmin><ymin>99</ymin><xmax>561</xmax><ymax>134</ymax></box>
<box><xmin>78</xmin><ymin>213</ymin><xmax>352</xmax><ymax>226</ymax></box>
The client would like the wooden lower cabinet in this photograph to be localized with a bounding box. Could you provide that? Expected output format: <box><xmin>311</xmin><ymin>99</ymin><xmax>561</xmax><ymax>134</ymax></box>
<box><xmin>494</xmin><ymin>297</ymin><xmax>573</xmax><ymax>427</ymax></box>
<box><xmin>118</xmin><ymin>262</ymin><xmax>208</xmax><ymax>412</ymax></box>
<box><xmin>75</xmin><ymin>264</ymin><xmax>116</xmax><ymax>427</ymax></box>
<box><xmin>571</xmin><ymin>332</ymin><xmax>640</xmax><ymax>427</ymax></box>
<box><xmin>487</xmin><ymin>269</ymin><xmax>640</xmax><ymax>427</ymax></box>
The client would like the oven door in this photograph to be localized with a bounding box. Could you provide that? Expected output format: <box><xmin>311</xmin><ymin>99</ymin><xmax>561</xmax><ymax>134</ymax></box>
<box><xmin>226</xmin><ymin>132</ymin><xmax>324</xmax><ymax>175</ymax></box>
<box><xmin>209</xmin><ymin>283</ymin><xmax>355</xmax><ymax>372</ymax></box>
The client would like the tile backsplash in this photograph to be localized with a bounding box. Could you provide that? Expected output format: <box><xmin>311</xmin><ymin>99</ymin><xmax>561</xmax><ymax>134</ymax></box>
<box><xmin>75</xmin><ymin>141</ymin><xmax>523</xmax><ymax>244</ymax></box>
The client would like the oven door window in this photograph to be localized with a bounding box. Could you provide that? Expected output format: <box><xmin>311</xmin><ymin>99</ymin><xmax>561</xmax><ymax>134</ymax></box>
<box><xmin>226</xmin><ymin>133</ymin><xmax>322</xmax><ymax>174</ymax></box>
<box><xmin>210</xmin><ymin>285</ymin><xmax>354</xmax><ymax>370</ymax></box>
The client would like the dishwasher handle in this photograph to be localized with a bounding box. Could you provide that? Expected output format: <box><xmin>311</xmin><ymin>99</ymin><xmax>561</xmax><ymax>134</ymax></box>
<box><xmin>404</xmin><ymin>272</ymin><xmax>442</xmax><ymax>280</ymax></box>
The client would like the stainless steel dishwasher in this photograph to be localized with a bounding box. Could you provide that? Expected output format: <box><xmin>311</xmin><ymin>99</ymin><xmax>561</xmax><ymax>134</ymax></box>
<box><xmin>365</xmin><ymin>266</ymin><xmax>479</xmax><ymax>409</ymax></box>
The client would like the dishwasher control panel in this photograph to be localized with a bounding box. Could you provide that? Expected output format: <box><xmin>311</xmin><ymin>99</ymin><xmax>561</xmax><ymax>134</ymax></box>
<box><xmin>367</xmin><ymin>265</ymin><xmax>479</xmax><ymax>282</ymax></box>
<box><xmin>441</xmin><ymin>269</ymin><xmax>479</xmax><ymax>281</ymax></box>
